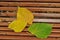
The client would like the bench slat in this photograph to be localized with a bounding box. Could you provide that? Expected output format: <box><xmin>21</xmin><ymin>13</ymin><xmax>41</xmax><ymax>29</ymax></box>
<box><xmin>0</xmin><ymin>1</ymin><xmax>60</xmax><ymax>40</ymax></box>
<box><xmin>0</xmin><ymin>13</ymin><xmax>60</xmax><ymax>18</ymax></box>
<box><xmin>0</xmin><ymin>36</ymin><xmax>57</xmax><ymax>40</ymax></box>
<box><xmin>0</xmin><ymin>0</ymin><xmax>60</xmax><ymax>3</ymax></box>
<box><xmin>0</xmin><ymin>18</ymin><xmax>60</xmax><ymax>23</ymax></box>
<box><xmin>0</xmin><ymin>7</ymin><xmax>60</xmax><ymax>12</ymax></box>
<box><xmin>0</xmin><ymin>31</ymin><xmax>59</xmax><ymax>38</ymax></box>
<box><xmin>0</xmin><ymin>27</ymin><xmax>60</xmax><ymax>33</ymax></box>
<box><xmin>0</xmin><ymin>2</ymin><xmax>60</xmax><ymax>7</ymax></box>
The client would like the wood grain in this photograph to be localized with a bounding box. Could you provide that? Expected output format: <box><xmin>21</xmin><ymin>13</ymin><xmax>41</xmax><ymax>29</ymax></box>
<box><xmin>0</xmin><ymin>31</ymin><xmax>59</xmax><ymax>38</ymax></box>
<box><xmin>0</xmin><ymin>0</ymin><xmax>60</xmax><ymax>3</ymax></box>
<box><xmin>0</xmin><ymin>0</ymin><xmax>60</xmax><ymax>40</ymax></box>
<box><xmin>0</xmin><ymin>36</ymin><xmax>57</xmax><ymax>40</ymax></box>
<box><xmin>0</xmin><ymin>7</ymin><xmax>60</xmax><ymax>12</ymax></box>
<box><xmin>0</xmin><ymin>17</ymin><xmax>60</xmax><ymax>23</ymax></box>
<box><xmin>0</xmin><ymin>12</ymin><xmax>60</xmax><ymax>18</ymax></box>
<box><xmin>0</xmin><ymin>27</ymin><xmax>60</xmax><ymax>33</ymax></box>
<box><xmin>0</xmin><ymin>2</ymin><xmax>60</xmax><ymax>7</ymax></box>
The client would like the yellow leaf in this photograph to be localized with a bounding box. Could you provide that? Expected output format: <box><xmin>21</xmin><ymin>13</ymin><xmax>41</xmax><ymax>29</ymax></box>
<box><xmin>8</xmin><ymin>7</ymin><xmax>34</xmax><ymax>32</ymax></box>
<box><xmin>17</xmin><ymin>7</ymin><xmax>34</xmax><ymax>25</ymax></box>
<box><xmin>8</xmin><ymin>16</ymin><xmax>27</xmax><ymax>32</ymax></box>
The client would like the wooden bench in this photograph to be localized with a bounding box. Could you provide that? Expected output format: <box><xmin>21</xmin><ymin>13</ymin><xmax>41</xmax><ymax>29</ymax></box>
<box><xmin>0</xmin><ymin>0</ymin><xmax>60</xmax><ymax>40</ymax></box>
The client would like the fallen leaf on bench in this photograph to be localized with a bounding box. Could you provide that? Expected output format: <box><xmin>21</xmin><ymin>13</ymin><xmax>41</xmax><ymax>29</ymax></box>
<box><xmin>17</xmin><ymin>7</ymin><xmax>34</xmax><ymax>25</ymax></box>
<box><xmin>8</xmin><ymin>16</ymin><xmax>27</xmax><ymax>32</ymax></box>
<box><xmin>28</xmin><ymin>23</ymin><xmax>52</xmax><ymax>38</ymax></box>
<box><xmin>8</xmin><ymin>7</ymin><xmax>34</xmax><ymax>32</ymax></box>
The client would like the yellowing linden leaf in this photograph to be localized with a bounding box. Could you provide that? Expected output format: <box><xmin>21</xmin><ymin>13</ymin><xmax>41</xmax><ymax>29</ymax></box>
<box><xmin>28</xmin><ymin>23</ymin><xmax>52</xmax><ymax>38</ymax></box>
<box><xmin>8</xmin><ymin>7</ymin><xmax>34</xmax><ymax>32</ymax></box>
<box><xmin>8</xmin><ymin>16</ymin><xmax>27</xmax><ymax>32</ymax></box>
<box><xmin>17</xmin><ymin>7</ymin><xmax>34</xmax><ymax>25</ymax></box>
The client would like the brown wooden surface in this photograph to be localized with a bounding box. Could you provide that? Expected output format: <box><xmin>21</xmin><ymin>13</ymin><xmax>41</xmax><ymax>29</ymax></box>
<box><xmin>0</xmin><ymin>0</ymin><xmax>60</xmax><ymax>40</ymax></box>
<box><xmin>0</xmin><ymin>0</ymin><xmax>60</xmax><ymax>3</ymax></box>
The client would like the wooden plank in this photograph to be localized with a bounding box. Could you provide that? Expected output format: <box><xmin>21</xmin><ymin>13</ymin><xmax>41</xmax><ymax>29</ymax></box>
<box><xmin>50</xmin><ymin>29</ymin><xmax>60</xmax><ymax>33</ymax></box>
<box><xmin>52</xmin><ymin>24</ymin><xmax>60</xmax><ymax>28</ymax></box>
<box><xmin>0</xmin><ymin>27</ymin><xmax>11</xmax><ymax>31</ymax></box>
<box><xmin>0</xmin><ymin>2</ymin><xmax>60</xmax><ymax>7</ymax></box>
<box><xmin>0</xmin><ymin>7</ymin><xmax>60</xmax><ymax>12</ymax></box>
<box><xmin>57</xmin><ymin>38</ymin><xmax>60</xmax><ymax>40</ymax></box>
<box><xmin>0</xmin><ymin>32</ymin><xmax>32</xmax><ymax>36</ymax></box>
<box><xmin>0</xmin><ymin>1</ymin><xmax>59</xmax><ymax>40</ymax></box>
<box><xmin>0</xmin><ymin>22</ymin><xmax>9</xmax><ymax>26</ymax></box>
<box><xmin>39</xmin><ymin>38</ymin><xmax>57</xmax><ymax>40</ymax></box>
<box><xmin>33</xmin><ymin>13</ymin><xmax>60</xmax><ymax>18</ymax></box>
<box><xmin>0</xmin><ymin>12</ymin><xmax>16</xmax><ymax>17</ymax></box>
<box><xmin>0</xmin><ymin>0</ymin><xmax>60</xmax><ymax>3</ymax></box>
<box><xmin>0</xmin><ymin>18</ymin><xmax>60</xmax><ymax>23</ymax></box>
<box><xmin>0</xmin><ymin>36</ymin><xmax>57</xmax><ymax>40</ymax></box>
<box><xmin>0</xmin><ymin>27</ymin><xmax>60</xmax><ymax>33</ymax></box>
<box><xmin>0</xmin><ymin>18</ymin><xmax>15</xmax><ymax>22</ymax></box>
<box><xmin>0</xmin><ymin>7</ymin><xmax>17</xmax><ymax>11</ymax></box>
<box><xmin>34</xmin><ymin>19</ymin><xmax>60</xmax><ymax>23</ymax></box>
<box><xmin>0</xmin><ymin>31</ymin><xmax>59</xmax><ymax>37</ymax></box>
<box><xmin>0</xmin><ymin>12</ymin><xmax>60</xmax><ymax>18</ymax></box>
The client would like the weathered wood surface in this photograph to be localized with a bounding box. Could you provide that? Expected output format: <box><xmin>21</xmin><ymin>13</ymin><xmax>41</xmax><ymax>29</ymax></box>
<box><xmin>0</xmin><ymin>0</ymin><xmax>60</xmax><ymax>3</ymax></box>
<box><xmin>0</xmin><ymin>0</ymin><xmax>60</xmax><ymax>40</ymax></box>
<box><xmin>0</xmin><ymin>2</ymin><xmax>60</xmax><ymax>7</ymax></box>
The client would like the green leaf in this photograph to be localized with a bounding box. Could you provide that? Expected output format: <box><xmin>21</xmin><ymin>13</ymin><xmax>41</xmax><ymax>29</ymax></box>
<box><xmin>28</xmin><ymin>23</ymin><xmax>52</xmax><ymax>38</ymax></box>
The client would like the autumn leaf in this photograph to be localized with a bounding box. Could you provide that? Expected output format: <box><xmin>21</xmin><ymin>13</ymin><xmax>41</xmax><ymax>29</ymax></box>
<box><xmin>17</xmin><ymin>7</ymin><xmax>34</xmax><ymax>25</ymax></box>
<box><xmin>8</xmin><ymin>15</ymin><xmax>27</xmax><ymax>32</ymax></box>
<box><xmin>8</xmin><ymin>7</ymin><xmax>34</xmax><ymax>32</ymax></box>
<box><xmin>28</xmin><ymin>23</ymin><xmax>52</xmax><ymax>38</ymax></box>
